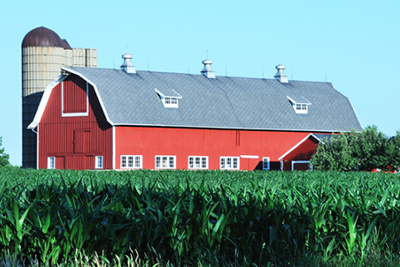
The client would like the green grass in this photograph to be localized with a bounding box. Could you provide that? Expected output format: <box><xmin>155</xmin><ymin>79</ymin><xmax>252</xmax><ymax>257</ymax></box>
<box><xmin>0</xmin><ymin>167</ymin><xmax>400</xmax><ymax>266</ymax></box>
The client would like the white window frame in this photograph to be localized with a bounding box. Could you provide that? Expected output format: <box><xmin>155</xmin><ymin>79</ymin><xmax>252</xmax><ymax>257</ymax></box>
<box><xmin>163</xmin><ymin>97</ymin><xmax>179</xmax><ymax>108</ymax></box>
<box><xmin>294</xmin><ymin>103</ymin><xmax>308</xmax><ymax>114</ymax></box>
<box><xmin>287</xmin><ymin>96</ymin><xmax>310</xmax><ymax>114</ymax></box>
<box><xmin>95</xmin><ymin>156</ymin><xmax>103</xmax><ymax>169</ymax></box>
<box><xmin>48</xmin><ymin>157</ymin><xmax>55</xmax><ymax>169</ymax></box>
<box><xmin>155</xmin><ymin>155</ymin><xmax>176</xmax><ymax>169</ymax></box>
<box><xmin>220</xmin><ymin>156</ymin><xmax>240</xmax><ymax>170</ymax></box>
<box><xmin>121</xmin><ymin>155</ymin><xmax>142</xmax><ymax>169</ymax></box>
<box><xmin>163</xmin><ymin>97</ymin><xmax>179</xmax><ymax>107</ymax></box>
<box><xmin>188</xmin><ymin>156</ymin><xmax>208</xmax><ymax>170</ymax></box>
<box><xmin>155</xmin><ymin>88</ymin><xmax>182</xmax><ymax>108</ymax></box>
<box><xmin>263</xmin><ymin>157</ymin><xmax>270</xmax><ymax>170</ymax></box>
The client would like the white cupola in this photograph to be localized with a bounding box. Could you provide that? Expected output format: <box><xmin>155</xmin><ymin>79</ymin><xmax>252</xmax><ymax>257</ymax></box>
<box><xmin>201</xmin><ymin>57</ymin><xmax>216</xmax><ymax>79</ymax></box>
<box><xmin>274</xmin><ymin>64</ymin><xmax>288</xmax><ymax>83</ymax></box>
<box><xmin>120</xmin><ymin>52</ymin><xmax>136</xmax><ymax>74</ymax></box>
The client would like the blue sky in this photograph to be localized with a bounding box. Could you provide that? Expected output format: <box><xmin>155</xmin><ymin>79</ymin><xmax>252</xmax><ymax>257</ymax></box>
<box><xmin>1</xmin><ymin>1</ymin><xmax>399</xmax><ymax>166</ymax></box>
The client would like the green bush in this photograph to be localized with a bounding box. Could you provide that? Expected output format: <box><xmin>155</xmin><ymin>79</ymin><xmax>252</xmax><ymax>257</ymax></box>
<box><xmin>0</xmin><ymin>137</ymin><xmax>10</xmax><ymax>168</ymax></box>
<box><xmin>311</xmin><ymin>126</ymin><xmax>400</xmax><ymax>171</ymax></box>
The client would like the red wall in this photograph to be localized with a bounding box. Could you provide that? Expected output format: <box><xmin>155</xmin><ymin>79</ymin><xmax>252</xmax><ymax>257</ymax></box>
<box><xmin>281</xmin><ymin>136</ymin><xmax>320</xmax><ymax>171</ymax></box>
<box><xmin>38</xmin><ymin>75</ymin><xmax>113</xmax><ymax>169</ymax></box>
<box><xmin>115</xmin><ymin>126</ymin><xmax>318</xmax><ymax>171</ymax></box>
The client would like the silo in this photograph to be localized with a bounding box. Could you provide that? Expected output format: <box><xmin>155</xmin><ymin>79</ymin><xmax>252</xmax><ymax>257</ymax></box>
<box><xmin>21</xmin><ymin>26</ymin><xmax>97</xmax><ymax>168</ymax></box>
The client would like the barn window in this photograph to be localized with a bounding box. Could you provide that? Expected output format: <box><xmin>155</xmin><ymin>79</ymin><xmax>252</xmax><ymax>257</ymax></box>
<box><xmin>188</xmin><ymin>156</ymin><xmax>208</xmax><ymax>169</ymax></box>
<box><xmin>263</xmin><ymin>157</ymin><xmax>270</xmax><ymax>170</ymax></box>
<box><xmin>295</xmin><ymin>104</ymin><xmax>308</xmax><ymax>113</ymax></box>
<box><xmin>95</xmin><ymin>156</ymin><xmax>103</xmax><ymax>169</ymax></box>
<box><xmin>121</xmin><ymin>155</ymin><xmax>142</xmax><ymax>169</ymax></box>
<box><xmin>220</xmin><ymin>157</ymin><xmax>239</xmax><ymax>170</ymax></box>
<box><xmin>155</xmin><ymin>88</ymin><xmax>182</xmax><ymax>108</ymax></box>
<box><xmin>47</xmin><ymin>157</ymin><xmax>55</xmax><ymax>169</ymax></box>
<box><xmin>287</xmin><ymin>96</ymin><xmax>311</xmax><ymax>114</ymax></box>
<box><xmin>155</xmin><ymin>156</ymin><xmax>176</xmax><ymax>169</ymax></box>
<box><xmin>164</xmin><ymin>97</ymin><xmax>179</xmax><ymax>106</ymax></box>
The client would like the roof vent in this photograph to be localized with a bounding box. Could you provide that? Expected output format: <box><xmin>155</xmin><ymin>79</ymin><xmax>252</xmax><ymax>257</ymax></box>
<box><xmin>201</xmin><ymin>57</ymin><xmax>216</xmax><ymax>79</ymax></box>
<box><xmin>120</xmin><ymin>52</ymin><xmax>136</xmax><ymax>74</ymax></box>
<box><xmin>274</xmin><ymin>64</ymin><xmax>288</xmax><ymax>83</ymax></box>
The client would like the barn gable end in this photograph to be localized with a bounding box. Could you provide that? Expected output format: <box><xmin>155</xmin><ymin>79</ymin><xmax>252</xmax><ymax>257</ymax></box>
<box><xmin>30</xmin><ymin>74</ymin><xmax>113</xmax><ymax>170</ymax></box>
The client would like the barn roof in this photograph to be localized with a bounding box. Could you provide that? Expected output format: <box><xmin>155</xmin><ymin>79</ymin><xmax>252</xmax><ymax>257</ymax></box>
<box><xmin>29</xmin><ymin>66</ymin><xmax>363</xmax><ymax>132</ymax></box>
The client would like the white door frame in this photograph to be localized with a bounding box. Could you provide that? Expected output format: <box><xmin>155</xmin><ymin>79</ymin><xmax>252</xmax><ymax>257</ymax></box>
<box><xmin>291</xmin><ymin>160</ymin><xmax>313</xmax><ymax>171</ymax></box>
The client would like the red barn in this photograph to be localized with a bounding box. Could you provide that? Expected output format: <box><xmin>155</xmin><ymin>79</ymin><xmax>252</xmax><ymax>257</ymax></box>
<box><xmin>28</xmin><ymin>54</ymin><xmax>362</xmax><ymax>171</ymax></box>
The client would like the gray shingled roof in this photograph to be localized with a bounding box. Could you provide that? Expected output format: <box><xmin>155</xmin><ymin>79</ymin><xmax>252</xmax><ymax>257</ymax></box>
<box><xmin>64</xmin><ymin>66</ymin><xmax>363</xmax><ymax>132</ymax></box>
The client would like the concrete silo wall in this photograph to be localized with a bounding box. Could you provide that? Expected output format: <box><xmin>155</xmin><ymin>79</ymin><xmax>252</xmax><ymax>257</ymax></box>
<box><xmin>72</xmin><ymin>48</ymin><xmax>97</xmax><ymax>68</ymax></box>
<box><xmin>22</xmin><ymin>46</ymin><xmax>66</xmax><ymax>97</ymax></box>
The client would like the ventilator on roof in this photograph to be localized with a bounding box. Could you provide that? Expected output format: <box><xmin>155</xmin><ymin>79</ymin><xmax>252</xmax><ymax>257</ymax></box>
<box><xmin>274</xmin><ymin>64</ymin><xmax>288</xmax><ymax>83</ymax></box>
<box><xmin>121</xmin><ymin>52</ymin><xmax>136</xmax><ymax>74</ymax></box>
<box><xmin>201</xmin><ymin>57</ymin><xmax>216</xmax><ymax>79</ymax></box>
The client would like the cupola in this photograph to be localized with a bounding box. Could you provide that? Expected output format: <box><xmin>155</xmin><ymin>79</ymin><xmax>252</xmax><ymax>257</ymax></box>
<box><xmin>201</xmin><ymin>57</ymin><xmax>216</xmax><ymax>79</ymax></box>
<box><xmin>120</xmin><ymin>52</ymin><xmax>136</xmax><ymax>74</ymax></box>
<box><xmin>274</xmin><ymin>64</ymin><xmax>288</xmax><ymax>83</ymax></box>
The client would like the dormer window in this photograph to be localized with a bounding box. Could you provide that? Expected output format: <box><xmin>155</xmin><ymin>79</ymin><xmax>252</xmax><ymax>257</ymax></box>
<box><xmin>164</xmin><ymin>97</ymin><xmax>179</xmax><ymax>107</ymax></box>
<box><xmin>295</xmin><ymin>104</ymin><xmax>308</xmax><ymax>113</ymax></box>
<box><xmin>287</xmin><ymin>96</ymin><xmax>311</xmax><ymax>114</ymax></box>
<box><xmin>155</xmin><ymin>88</ymin><xmax>182</xmax><ymax>108</ymax></box>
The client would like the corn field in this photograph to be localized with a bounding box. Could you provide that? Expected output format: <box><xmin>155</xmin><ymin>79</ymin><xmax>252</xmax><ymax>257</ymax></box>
<box><xmin>0</xmin><ymin>168</ymin><xmax>400</xmax><ymax>266</ymax></box>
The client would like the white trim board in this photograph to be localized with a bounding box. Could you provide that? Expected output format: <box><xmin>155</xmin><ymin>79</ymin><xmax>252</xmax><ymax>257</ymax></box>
<box><xmin>240</xmin><ymin>155</ymin><xmax>259</xmax><ymax>159</ymax></box>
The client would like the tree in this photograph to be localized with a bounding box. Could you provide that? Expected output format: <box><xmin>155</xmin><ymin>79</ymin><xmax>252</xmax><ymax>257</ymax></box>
<box><xmin>310</xmin><ymin>132</ymin><xmax>358</xmax><ymax>171</ymax></box>
<box><xmin>386</xmin><ymin>131</ymin><xmax>400</xmax><ymax>171</ymax></box>
<box><xmin>0</xmin><ymin>137</ymin><xmax>10</xmax><ymax>167</ymax></box>
<box><xmin>352</xmin><ymin>126</ymin><xmax>391</xmax><ymax>171</ymax></box>
<box><xmin>310</xmin><ymin>126</ymin><xmax>400</xmax><ymax>172</ymax></box>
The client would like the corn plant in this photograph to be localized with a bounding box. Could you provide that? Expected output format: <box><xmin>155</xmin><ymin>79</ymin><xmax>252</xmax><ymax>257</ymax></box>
<box><xmin>0</xmin><ymin>168</ymin><xmax>400</xmax><ymax>266</ymax></box>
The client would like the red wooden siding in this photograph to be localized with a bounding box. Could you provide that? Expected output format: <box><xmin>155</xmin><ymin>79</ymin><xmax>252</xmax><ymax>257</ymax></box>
<box><xmin>115</xmin><ymin>126</ymin><xmax>318</xmax><ymax>171</ymax></box>
<box><xmin>38</xmin><ymin>75</ymin><xmax>113</xmax><ymax>170</ymax></box>
<box><xmin>62</xmin><ymin>77</ymin><xmax>87</xmax><ymax>113</ymax></box>
<box><xmin>280</xmin><ymin>136</ymin><xmax>319</xmax><ymax>171</ymax></box>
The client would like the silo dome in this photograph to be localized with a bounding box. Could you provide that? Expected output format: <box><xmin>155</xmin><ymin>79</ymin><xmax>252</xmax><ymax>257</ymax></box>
<box><xmin>21</xmin><ymin>26</ymin><xmax>64</xmax><ymax>48</ymax></box>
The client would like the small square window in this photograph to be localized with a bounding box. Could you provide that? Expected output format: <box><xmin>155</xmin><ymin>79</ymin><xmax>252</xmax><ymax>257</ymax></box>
<box><xmin>189</xmin><ymin>157</ymin><xmax>194</xmax><ymax>168</ymax></box>
<box><xmin>155</xmin><ymin>156</ymin><xmax>176</xmax><ymax>169</ymax></box>
<box><xmin>95</xmin><ymin>156</ymin><xmax>103</xmax><ymax>169</ymax></box>
<box><xmin>48</xmin><ymin>157</ymin><xmax>55</xmax><ymax>169</ymax></box>
<box><xmin>201</xmin><ymin>157</ymin><xmax>207</xmax><ymax>168</ymax></box>
<box><xmin>263</xmin><ymin>157</ymin><xmax>270</xmax><ymax>170</ymax></box>
<box><xmin>121</xmin><ymin>155</ymin><xmax>142</xmax><ymax>169</ymax></box>
<box><xmin>128</xmin><ymin>156</ymin><xmax>134</xmax><ymax>167</ymax></box>
<box><xmin>135</xmin><ymin>156</ymin><xmax>141</xmax><ymax>168</ymax></box>
<box><xmin>156</xmin><ymin>157</ymin><xmax>161</xmax><ymax>168</ymax></box>
<box><xmin>188</xmin><ymin>156</ymin><xmax>208</xmax><ymax>169</ymax></box>
<box><xmin>294</xmin><ymin>103</ymin><xmax>308</xmax><ymax>114</ymax></box>
<box><xmin>220</xmin><ymin>157</ymin><xmax>240</xmax><ymax>170</ymax></box>
<box><xmin>162</xmin><ymin>97</ymin><xmax>179</xmax><ymax>108</ymax></box>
